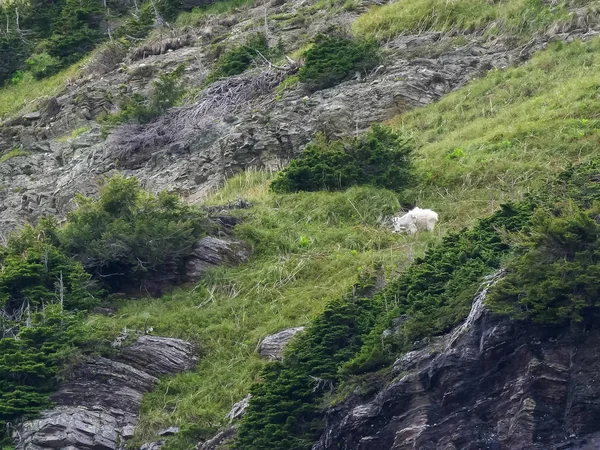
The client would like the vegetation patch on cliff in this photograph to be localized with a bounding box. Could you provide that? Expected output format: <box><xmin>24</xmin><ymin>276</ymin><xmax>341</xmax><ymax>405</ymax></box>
<box><xmin>297</xmin><ymin>32</ymin><xmax>379</xmax><ymax>91</ymax></box>
<box><xmin>488</xmin><ymin>160</ymin><xmax>600</xmax><ymax>323</ymax></box>
<box><xmin>0</xmin><ymin>176</ymin><xmax>209</xmax><ymax>444</ymax></box>
<box><xmin>353</xmin><ymin>0</ymin><xmax>577</xmax><ymax>41</ymax></box>
<box><xmin>398</xmin><ymin>38</ymin><xmax>600</xmax><ymax>228</ymax></box>
<box><xmin>270</xmin><ymin>125</ymin><xmax>412</xmax><ymax>193</ymax></box>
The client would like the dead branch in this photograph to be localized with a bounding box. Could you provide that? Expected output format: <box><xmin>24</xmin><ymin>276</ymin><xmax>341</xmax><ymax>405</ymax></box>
<box><xmin>107</xmin><ymin>62</ymin><xmax>300</xmax><ymax>166</ymax></box>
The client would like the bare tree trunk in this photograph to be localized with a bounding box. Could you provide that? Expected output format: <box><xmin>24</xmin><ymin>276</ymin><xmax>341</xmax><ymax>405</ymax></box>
<box><xmin>25</xmin><ymin>301</ymin><xmax>31</xmax><ymax>328</ymax></box>
<box><xmin>58</xmin><ymin>271</ymin><xmax>64</xmax><ymax>312</ymax></box>
<box><xmin>263</xmin><ymin>0</ymin><xmax>269</xmax><ymax>40</ymax></box>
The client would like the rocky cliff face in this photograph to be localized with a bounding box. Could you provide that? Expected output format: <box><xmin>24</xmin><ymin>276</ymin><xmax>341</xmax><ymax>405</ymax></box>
<box><xmin>313</xmin><ymin>288</ymin><xmax>600</xmax><ymax>450</ymax></box>
<box><xmin>14</xmin><ymin>336</ymin><xmax>196</xmax><ymax>450</ymax></box>
<box><xmin>2</xmin><ymin>13</ymin><xmax>589</xmax><ymax>236</ymax></box>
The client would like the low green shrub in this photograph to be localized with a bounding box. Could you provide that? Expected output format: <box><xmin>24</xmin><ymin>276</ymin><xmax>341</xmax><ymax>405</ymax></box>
<box><xmin>270</xmin><ymin>124</ymin><xmax>413</xmax><ymax>193</ymax></box>
<box><xmin>487</xmin><ymin>204</ymin><xmax>600</xmax><ymax>323</ymax></box>
<box><xmin>298</xmin><ymin>32</ymin><xmax>378</xmax><ymax>91</ymax></box>
<box><xmin>0</xmin><ymin>219</ymin><xmax>100</xmax><ymax>314</ymax></box>
<box><xmin>59</xmin><ymin>175</ymin><xmax>207</xmax><ymax>290</ymax></box>
<box><xmin>114</xmin><ymin>4</ymin><xmax>155</xmax><ymax>40</ymax></box>
<box><xmin>235</xmin><ymin>273</ymin><xmax>384</xmax><ymax>450</ymax></box>
<box><xmin>99</xmin><ymin>65</ymin><xmax>185</xmax><ymax>129</ymax></box>
<box><xmin>25</xmin><ymin>53</ymin><xmax>62</xmax><ymax>79</ymax></box>
<box><xmin>207</xmin><ymin>33</ymin><xmax>269</xmax><ymax>82</ymax></box>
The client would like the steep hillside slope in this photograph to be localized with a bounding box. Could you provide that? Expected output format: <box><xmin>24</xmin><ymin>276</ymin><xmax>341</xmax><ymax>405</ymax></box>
<box><xmin>2</xmin><ymin>0</ymin><xmax>598</xmax><ymax>236</ymax></box>
<box><xmin>3</xmin><ymin>0</ymin><xmax>600</xmax><ymax>449</ymax></box>
<box><xmin>78</xmin><ymin>37</ymin><xmax>600</xmax><ymax>449</ymax></box>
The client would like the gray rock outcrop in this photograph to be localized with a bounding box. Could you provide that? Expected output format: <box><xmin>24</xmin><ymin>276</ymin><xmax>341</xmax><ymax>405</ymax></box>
<box><xmin>258</xmin><ymin>326</ymin><xmax>305</xmax><ymax>360</ymax></box>
<box><xmin>195</xmin><ymin>426</ymin><xmax>237</xmax><ymax>450</ymax></box>
<box><xmin>225</xmin><ymin>394</ymin><xmax>252</xmax><ymax>422</ymax></box>
<box><xmin>14</xmin><ymin>336</ymin><xmax>196</xmax><ymax>450</ymax></box>
<box><xmin>185</xmin><ymin>236</ymin><xmax>250</xmax><ymax>282</ymax></box>
<box><xmin>312</xmin><ymin>305</ymin><xmax>600</xmax><ymax>450</ymax></box>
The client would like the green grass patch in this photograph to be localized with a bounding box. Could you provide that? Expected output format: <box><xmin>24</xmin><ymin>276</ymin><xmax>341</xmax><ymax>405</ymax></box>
<box><xmin>87</xmin><ymin>173</ymin><xmax>442</xmax><ymax>445</ymax></box>
<box><xmin>176</xmin><ymin>0</ymin><xmax>256</xmax><ymax>26</ymax></box>
<box><xmin>0</xmin><ymin>149</ymin><xmax>29</xmax><ymax>164</ymax></box>
<box><xmin>393</xmin><ymin>38</ymin><xmax>600</xmax><ymax>229</ymax></box>
<box><xmin>56</xmin><ymin>126</ymin><xmax>90</xmax><ymax>142</ymax></box>
<box><xmin>353</xmin><ymin>0</ymin><xmax>575</xmax><ymax>41</ymax></box>
<box><xmin>0</xmin><ymin>60</ymin><xmax>84</xmax><ymax>120</ymax></box>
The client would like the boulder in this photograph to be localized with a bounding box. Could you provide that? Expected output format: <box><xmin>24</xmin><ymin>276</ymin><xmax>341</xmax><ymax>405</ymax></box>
<box><xmin>22</xmin><ymin>112</ymin><xmax>41</xmax><ymax>121</ymax></box>
<box><xmin>157</xmin><ymin>427</ymin><xmax>180</xmax><ymax>436</ymax></box>
<box><xmin>185</xmin><ymin>237</ymin><xmax>250</xmax><ymax>282</ymax></box>
<box><xmin>258</xmin><ymin>327</ymin><xmax>305</xmax><ymax>361</ymax></box>
<box><xmin>140</xmin><ymin>442</ymin><xmax>164</xmax><ymax>450</ymax></box>
<box><xmin>196</xmin><ymin>426</ymin><xmax>237</xmax><ymax>450</ymax></box>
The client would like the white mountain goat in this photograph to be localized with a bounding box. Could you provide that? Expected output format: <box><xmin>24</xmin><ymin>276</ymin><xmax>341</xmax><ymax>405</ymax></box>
<box><xmin>392</xmin><ymin>207</ymin><xmax>439</xmax><ymax>234</ymax></box>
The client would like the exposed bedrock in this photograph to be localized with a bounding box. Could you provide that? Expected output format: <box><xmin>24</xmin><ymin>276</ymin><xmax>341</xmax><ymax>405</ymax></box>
<box><xmin>14</xmin><ymin>336</ymin><xmax>197</xmax><ymax>450</ymax></box>
<box><xmin>313</xmin><ymin>310</ymin><xmax>600</xmax><ymax>450</ymax></box>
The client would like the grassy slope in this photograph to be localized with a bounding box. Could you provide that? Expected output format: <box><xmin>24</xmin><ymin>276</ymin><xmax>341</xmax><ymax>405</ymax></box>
<box><xmin>1</xmin><ymin>0</ymin><xmax>594</xmax><ymax>442</ymax></box>
<box><xmin>87</xmin><ymin>33</ymin><xmax>600</xmax><ymax>446</ymax></box>
<box><xmin>88</xmin><ymin>173</ymin><xmax>439</xmax><ymax>442</ymax></box>
<box><xmin>404</xmin><ymin>38</ymin><xmax>600</xmax><ymax>228</ymax></box>
<box><xmin>353</xmin><ymin>0</ymin><xmax>591</xmax><ymax>41</ymax></box>
<box><xmin>0</xmin><ymin>61</ymin><xmax>87</xmax><ymax>120</ymax></box>
<box><xmin>176</xmin><ymin>0</ymin><xmax>256</xmax><ymax>26</ymax></box>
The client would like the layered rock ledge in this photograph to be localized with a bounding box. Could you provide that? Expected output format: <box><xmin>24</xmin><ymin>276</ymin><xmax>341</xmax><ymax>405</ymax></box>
<box><xmin>14</xmin><ymin>336</ymin><xmax>196</xmax><ymax>450</ymax></box>
<box><xmin>313</xmin><ymin>308</ymin><xmax>600</xmax><ymax>450</ymax></box>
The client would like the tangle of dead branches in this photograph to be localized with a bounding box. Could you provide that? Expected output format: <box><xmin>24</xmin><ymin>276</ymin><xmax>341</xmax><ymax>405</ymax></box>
<box><xmin>107</xmin><ymin>62</ymin><xmax>299</xmax><ymax>168</ymax></box>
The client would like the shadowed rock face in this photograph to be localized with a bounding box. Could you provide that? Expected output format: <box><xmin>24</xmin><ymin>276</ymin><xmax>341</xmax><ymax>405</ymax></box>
<box><xmin>313</xmin><ymin>311</ymin><xmax>600</xmax><ymax>450</ymax></box>
<box><xmin>14</xmin><ymin>336</ymin><xmax>196</xmax><ymax>450</ymax></box>
<box><xmin>185</xmin><ymin>236</ymin><xmax>250</xmax><ymax>282</ymax></box>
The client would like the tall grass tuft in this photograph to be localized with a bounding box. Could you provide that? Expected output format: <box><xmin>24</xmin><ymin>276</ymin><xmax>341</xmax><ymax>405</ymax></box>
<box><xmin>353</xmin><ymin>0</ymin><xmax>573</xmax><ymax>41</ymax></box>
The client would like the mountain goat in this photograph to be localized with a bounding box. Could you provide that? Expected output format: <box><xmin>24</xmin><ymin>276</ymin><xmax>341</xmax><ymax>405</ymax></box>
<box><xmin>392</xmin><ymin>207</ymin><xmax>438</xmax><ymax>234</ymax></box>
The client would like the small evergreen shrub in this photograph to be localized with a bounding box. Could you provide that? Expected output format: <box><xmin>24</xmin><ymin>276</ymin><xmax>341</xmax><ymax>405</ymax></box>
<box><xmin>0</xmin><ymin>220</ymin><xmax>100</xmax><ymax>314</ymax></box>
<box><xmin>114</xmin><ymin>4</ymin><xmax>155</xmax><ymax>40</ymax></box>
<box><xmin>207</xmin><ymin>33</ymin><xmax>269</xmax><ymax>82</ymax></box>
<box><xmin>0</xmin><ymin>305</ymin><xmax>88</xmax><ymax>444</ymax></box>
<box><xmin>59</xmin><ymin>175</ymin><xmax>207</xmax><ymax>290</ymax></box>
<box><xmin>26</xmin><ymin>52</ymin><xmax>62</xmax><ymax>79</ymax></box>
<box><xmin>298</xmin><ymin>32</ymin><xmax>379</xmax><ymax>91</ymax></box>
<box><xmin>45</xmin><ymin>0</ymin><xmax>104</xmax><ymax>64</ymax></box>
<box><xmin>99</xmin><ymin>64</ymin><xmax>185</xmax><ymax>129</ymax></box>
<box><xmin>235</xmin><ymin>274</ymin><xmax>384</xmax><ymax>450</ymax></box>
<box><xmin>487</xmin><ymin>204</ymin><xmax>600</xmax><ymax>323</ymax></box>
<box><xmin>270</xmin><ymin>124</ymin><xmax>412</xmax><ymax>193</ymax></box>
